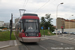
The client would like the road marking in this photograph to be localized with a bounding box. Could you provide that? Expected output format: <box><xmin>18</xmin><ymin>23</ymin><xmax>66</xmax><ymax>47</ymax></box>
<box><xmin>69</xmin><ymin>38</ymin><xmax>74</xmax><ymax>40</ymax></box>
<box><xmin>59</xmin><ymin>37</ymin><xmax>74</xmax><ymax>40</ymax></box>
<box><xmin>39</xmin><ymin>45</ymin><xmax>47</xmax><ymax>50</ymax></box>
<box><xmin>41</xmin><ymin>39</ymin><xmax>45</xmax><ymax>40</ymax></box>
<box><xmin>0</xmin><ymin>45</ymin><xmax>10</xmax><ymax>49</ymax></box>
<box><xmin>45</xmin><ymin>37</ymin><xmax>49</xmax><ymax>39</ymax></box>
<box><xmin>41</xmin><ymin>37</ymin><xmax>50</xmax><ymax>41</ymax></box>
<box><xmin>14</xmin><ymin>40</ymin><xmax>17</xmax><ymax>46</ymax></box>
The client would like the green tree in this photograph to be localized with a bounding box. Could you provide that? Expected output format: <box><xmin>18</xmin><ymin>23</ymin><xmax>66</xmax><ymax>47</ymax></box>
<box><xmin>40</xmin><ymin>17</ymin><xmax>46</xmax><ymax>27</ymax></box>
<box><xmin>40</xmin><ymin>14</ymin><xmax>55</xmax><ymax>32</ymax></box>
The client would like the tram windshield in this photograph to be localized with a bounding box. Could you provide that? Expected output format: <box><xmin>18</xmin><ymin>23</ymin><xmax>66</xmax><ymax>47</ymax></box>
<box><xmin>24</xmin><ymin>20</ymin><xmax>39</xmax><ymax>32</ymax></box>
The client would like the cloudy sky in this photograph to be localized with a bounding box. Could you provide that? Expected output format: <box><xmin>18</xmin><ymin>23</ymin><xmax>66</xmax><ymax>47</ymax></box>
<box><xmin>0</xmin><ymin>0</ymin><xmax>75</xmax><ymax>26</ymax></box>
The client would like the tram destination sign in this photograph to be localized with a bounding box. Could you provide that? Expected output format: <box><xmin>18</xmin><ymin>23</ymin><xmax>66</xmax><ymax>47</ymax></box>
<box><xmin>26</xmin><ymin>20</ymin><xmax>37</xmax><ymax>22</ymax></box>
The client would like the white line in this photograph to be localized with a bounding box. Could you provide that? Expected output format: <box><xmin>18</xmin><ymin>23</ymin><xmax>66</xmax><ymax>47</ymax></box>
<box><xmin>59</xmin><ymin>37</ymin><xmax>75</xmax><ymax>40</ymax></box>
<box><xmin>45</xmin><ymin>38</ymin><xmax>49</xmax><ymax>39</ymax></box>
<box><xmin>69</xmin><ymin>38</ymin><xmax>74</xmax><ymax>40</ymax></box>
<box><xmin>41</xmin><ymin>39</ymin><xmax>45</xmax><ymax>40</ymax></box>
<box><xmin>39</xmin><ymin>45</ymin><xmax>47</xmax><ymax>50</ymax></box>
<box><xmin>0</xmin><ymin>45</ymin><xmax>10</xmax><ymax>49</ymax></box>
<box><xmin>14</xmin><ymin>40</ymin><xmax>17</xmax><ymax>46</ymax></box>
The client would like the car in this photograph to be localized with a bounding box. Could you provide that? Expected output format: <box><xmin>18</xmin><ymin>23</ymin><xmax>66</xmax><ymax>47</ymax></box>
<box><xmin>63</xmin><ymin>32</ymin><xmax>68</xmax><ymax>34</ymax></box>
<box><xmin>72</xmin><ymin>32</ymin><xmax>75</xmax><ymax>35</ymax></box>
<box><xmin>52</xmin><ymin>31</ymin><xmax>62</xmax><ymax>35</ymax></box>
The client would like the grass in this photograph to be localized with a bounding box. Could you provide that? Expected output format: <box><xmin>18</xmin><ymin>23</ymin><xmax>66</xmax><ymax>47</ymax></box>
<box><xmin>0</xmin><ymin>31</ymin><xmax>16</xmax><ymax>41</ymax></box>
<box><xmin>40</xmin><ymin>30</ymin><xmax>55</xmax><ymax>36</ymax></box>
<box><xmin>0</xmin><ymin>30</ymin><xmax>55</xmax><ymax>41</ymax></box>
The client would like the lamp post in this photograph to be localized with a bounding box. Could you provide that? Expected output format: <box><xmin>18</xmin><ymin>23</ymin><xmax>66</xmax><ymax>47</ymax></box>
<box><xmin>56</xmin><ymin>3</ymin><xmax>63</xmax><ymax>36</ymax></box>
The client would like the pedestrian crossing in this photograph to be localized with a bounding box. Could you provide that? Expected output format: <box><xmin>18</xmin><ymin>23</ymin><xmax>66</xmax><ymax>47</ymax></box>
<box><xmin>59</xmin><ymin>37</ymin><xmax>75</xmax><ymax>40</ymax></box>
<box><xmin>41</xmin><ymin>36</ymin><xmax>75</xmax><ymax>41</ymax></box>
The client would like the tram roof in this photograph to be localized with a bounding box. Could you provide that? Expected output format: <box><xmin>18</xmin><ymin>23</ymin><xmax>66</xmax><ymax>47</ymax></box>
<box><xmin>21</xmin><ymin>13</ymin><xmax>39</xmax><ymax>19</ymax></box>
<box><xmin>23</xmin><ymin>13</ymin><xmax>38</xmax><ymax>16</ymax></box>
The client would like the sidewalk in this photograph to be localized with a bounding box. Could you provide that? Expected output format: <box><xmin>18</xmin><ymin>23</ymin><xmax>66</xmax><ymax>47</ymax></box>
<box><xmin>0</xmin><ymin>40</ymin><xmax>17</xmax><ymax>49</ymax></box>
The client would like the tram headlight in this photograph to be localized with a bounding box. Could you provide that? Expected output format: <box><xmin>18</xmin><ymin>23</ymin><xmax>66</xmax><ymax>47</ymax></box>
<box><xmin>26</xmin><ymin>33</ymin><xmax>27</xmax><ymax>36</ymax></box>
<box><xmin>37</xmin><ymin>34</ymin><xmax>38</xmax><ymax>36</ymax></box>
<box><xmin>21</xmin><ymin>29</ymin><xmax>24</xmax><ymax>33</ymax></box>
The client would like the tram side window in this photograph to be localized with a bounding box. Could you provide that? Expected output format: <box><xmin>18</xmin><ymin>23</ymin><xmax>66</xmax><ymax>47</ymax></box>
<box><xmin>18</xmin><ymin>23</ymin><xmax>21</xmax><ymax>32</ymax></box>
<box><xmin>19</xmin><ymin>20</ymin><xmax>23</xmax><ymax>32</ymax></box>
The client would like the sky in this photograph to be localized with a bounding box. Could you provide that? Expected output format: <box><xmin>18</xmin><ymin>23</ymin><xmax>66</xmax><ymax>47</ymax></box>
<box><xmin>0</xmin><ymin>0</ymin><xmax>75</xmax><ymax>26</ymax></box>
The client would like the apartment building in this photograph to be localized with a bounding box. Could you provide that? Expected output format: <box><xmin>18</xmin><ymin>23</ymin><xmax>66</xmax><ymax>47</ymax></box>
<box><xmin>15</xmin><ymin>18</ymin><xmax>20</xmax><ymax>23</ymax></box>
<box><xmin>0</xmin><ymin>21</ymin><xmax>4</xmax><ymax>27</ymax></box>
<box><xmin>57</xmin><ymin>18</ymin><xmax>75</xmax><ymax>29</ymax></box>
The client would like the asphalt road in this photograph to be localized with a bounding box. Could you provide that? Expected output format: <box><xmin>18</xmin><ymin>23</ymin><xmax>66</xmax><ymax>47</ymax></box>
<box><xmin>17</xmin><ymin>37</ymin><xmax>75</xmax><ymax>50</ymax></box>
<box><xmin>1</xmin><ymin>34</ymin><xmax>75</xmax><ymax>50</ymax></box>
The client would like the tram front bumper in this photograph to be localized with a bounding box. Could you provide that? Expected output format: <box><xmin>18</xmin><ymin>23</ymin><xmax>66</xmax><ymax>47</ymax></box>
<box><xmin>22</xmin><ymin>37</ymin><xmax>41</xmax><ymax>42</ymax></box>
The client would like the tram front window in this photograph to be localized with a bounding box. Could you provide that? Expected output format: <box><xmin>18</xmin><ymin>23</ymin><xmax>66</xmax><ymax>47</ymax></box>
<box><xmin>24</xmin><ymin>22</ymin><xmax>39</xmax><ymax>32</ymax></box>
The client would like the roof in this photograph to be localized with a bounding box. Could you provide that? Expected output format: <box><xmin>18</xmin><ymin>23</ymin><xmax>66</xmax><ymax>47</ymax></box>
<box><xmin>21</xmin><ymin>13</ymin><xmax>39</xmax><ymax>19</ymax></box>
<box><xmin>23</xmin><ymin>13</ymin><xmax>38</xmax><ymax>16</ymax></box>
<box><xmin>65</xmin><ymin>20</ymin><xmax>75</xmax><ymax>22</ymax></box>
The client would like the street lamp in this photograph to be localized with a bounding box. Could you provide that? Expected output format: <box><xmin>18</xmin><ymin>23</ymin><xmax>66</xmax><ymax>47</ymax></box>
<box><xmin>56</xmin><ymin>2</ymin><xmax>63</xmax><ymax>36</ymax></box>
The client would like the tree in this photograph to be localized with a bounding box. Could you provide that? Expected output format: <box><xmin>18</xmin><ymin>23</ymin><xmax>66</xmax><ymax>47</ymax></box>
<box><xmin>40</xmin><ymin>14</ymin><xmax>55</xmax><ymax>32</ymax></box>
<box><xmin>40</xmin><ymin>17</ymin><xmax>46</xmax><ymax>27</ymax></box>
<box><xmin>45</xmin><ymin>14</ymin><xmax>53</xmax><ymax>23</ymax></box>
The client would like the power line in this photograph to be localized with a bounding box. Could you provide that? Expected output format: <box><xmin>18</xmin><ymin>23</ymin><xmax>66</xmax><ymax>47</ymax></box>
<box><xmin>34</xmin><ymin>0</ymin><xmax>50</xmax><ymax>13</ymax></box>
<box><xmin>39</xmin><ymin>0</ymin><xmax>55</xmax><ymax>13</ymax></box>
<box><xmin>22</xmin><ymin>0</ymin><xmax>26</xmax><ymax>8</ymax></box>
<box><xmin>25</xmin><ymin>0</ymin><xmax>29</xmax><ymax>8</ymax></box>
<box><xmin>23</xmin><ymin>0</ymin><xmax>29</xmax><ymax>9</ymax></box>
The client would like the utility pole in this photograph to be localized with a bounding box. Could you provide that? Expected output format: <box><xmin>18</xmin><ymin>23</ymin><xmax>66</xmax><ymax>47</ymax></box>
<box><xmin>56</xmin><ymin>2</ymin><xmax>63</xmax><ymax>36</ymax></box>
<box><xmin>10</xmin><ymin>13</ymin><xmax>13</xmax><ymax>40</ymax></box>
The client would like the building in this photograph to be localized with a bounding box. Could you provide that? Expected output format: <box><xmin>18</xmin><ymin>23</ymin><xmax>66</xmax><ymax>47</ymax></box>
<box><xmin>4</xmin><ymin>23</ymin><xmax>10</xmax><ymax>28</ymax></box>
<box><xmin>13</xmin><ymin>23</ymin><xmax>16</xmax><ymax>29</ymax></box>
<box><xmin>0</xmin><ymin>21</ymin><xmax>4</xmax><ymax>27</ymax></box>
<box><xmin>57</xmin><ymin>18</ymin><xmax>75</xmax><ymax>29</ymax></box>
<box><xmin>4</xmin><ymin>23</ymin><xmax>16</xmax><ymax>29</ymax></box>
<box><xmin>15</xmin><ymin>18</ymin><xmax>20</xmax><ymax>23</ymax></box>
<box><xmin>57</xmin><ymin>18</ymin><xmax>65</xmax><ymax>29</ymax></box>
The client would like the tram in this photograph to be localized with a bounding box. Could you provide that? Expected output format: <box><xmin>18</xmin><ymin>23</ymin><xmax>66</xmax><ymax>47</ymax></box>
<box><xmin>15</xmin><ymin>13</ymin><xmax>41</xmax><ymax>42</ymax></box>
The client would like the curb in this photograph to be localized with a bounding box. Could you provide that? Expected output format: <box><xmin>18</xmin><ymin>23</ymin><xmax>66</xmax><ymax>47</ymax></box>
<box><xmin>14</xmin><ymin>40</ymin><xmax>18</xmax><ymax>46</ymax></box>
<box><xmin>0</xmin><ymin>45</ymin><xmax>10</xmax><ymax>49</ymax></box>
<box><xmin>0</xmin><ymin>40</ymin><xmax>15</xmax><ymax>49</ymax></box>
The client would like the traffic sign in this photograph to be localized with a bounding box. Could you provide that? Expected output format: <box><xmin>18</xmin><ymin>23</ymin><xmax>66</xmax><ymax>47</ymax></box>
<box><xmin>41</xmin><ymin>27</ymin><xmax>43</xmax><ymax>29</ymax></box>
<box><xmin>48</xmin><ymin>27</ymin><xmax>50</xmax><ymax>30</ymax></box>
<box><xmin>61</xmin><ymin>26</ymin><xmax>63</xmax><ymax>29</ymax></box>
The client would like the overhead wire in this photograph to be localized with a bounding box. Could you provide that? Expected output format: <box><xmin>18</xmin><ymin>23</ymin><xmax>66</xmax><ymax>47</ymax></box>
<box><xmin>40</xmin><ymin>0</ymin><xmax>56</xmax><ymax>13</ymax></box>
<box><xmin>34</xmin><ymin>0</ymin><xmax>50</xmax><ymax>13</ymax></box>
<box><xmin>14</xmin><ymin>0</ymin><xmax>29</xmax><ymax>24</ymax></box>
<box><xmin>23</xmin><ymin>0</ymin><xmax>29</xmax><ymax>9</ymax></box>
<box><xmin>22</xmin><ymin>0</ymin><xmax>26</xmax><ymax>8</ymax></box>
<box><xmin>25</xmin><ymin>0</ymin><xmax>29</xmax><ymax>9</ymax></box>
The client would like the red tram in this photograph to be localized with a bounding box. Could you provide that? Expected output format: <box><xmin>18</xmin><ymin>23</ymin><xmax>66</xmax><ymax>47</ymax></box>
<box><xmin>15</xmin><ymin>13</ymin><xmax>41</xmax><ymax>42</ymax></box>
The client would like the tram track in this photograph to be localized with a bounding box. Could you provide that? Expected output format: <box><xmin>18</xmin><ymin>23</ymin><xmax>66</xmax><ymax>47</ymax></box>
<box><xmin>19</xmin><ymin>42</ymin><xmax>48</xmax><ymax>50</ymax></box>
<box><xmin>14</xmin><ymin>32</ymin><xmax>47</xmax><ymax>50</ymax></box>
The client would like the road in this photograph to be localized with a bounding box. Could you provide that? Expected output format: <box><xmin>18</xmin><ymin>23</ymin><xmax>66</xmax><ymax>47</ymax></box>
<box><xmin>1</xmin><ymin>34</ymin><xmax>75</xmax><ymax>50</ymax></box>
